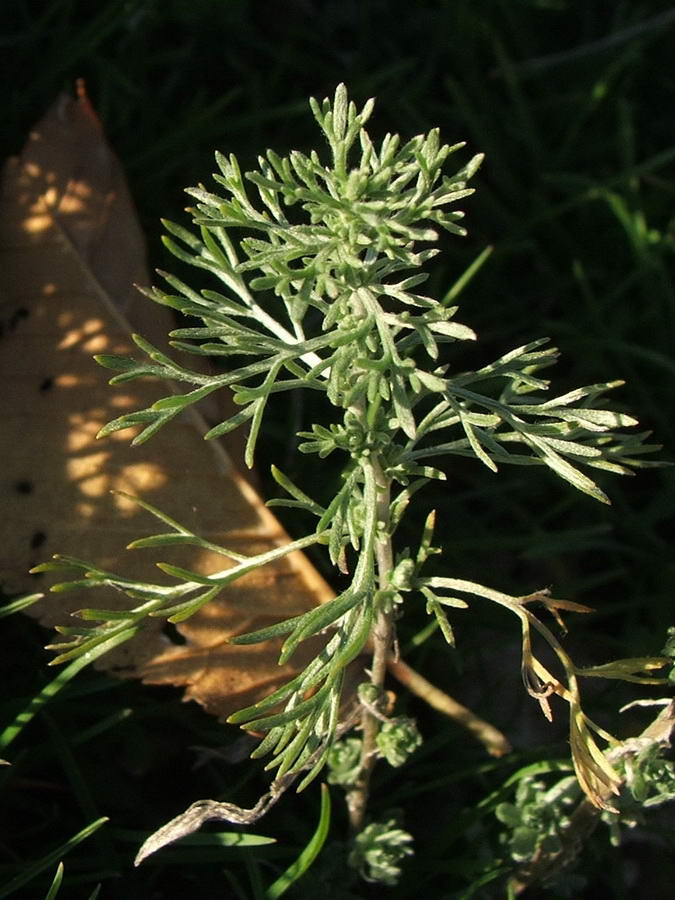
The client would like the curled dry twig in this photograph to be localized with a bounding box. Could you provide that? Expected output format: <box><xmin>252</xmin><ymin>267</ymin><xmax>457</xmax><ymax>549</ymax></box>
<box><xmin>134</xmin><ymin>776</ymin><xmax>291</xmax><ymax>866</ymax></box>
<box><xmin>135</xmin><ymin>705</ymin><xmax>362</xmax><ymax>865</ymax></box>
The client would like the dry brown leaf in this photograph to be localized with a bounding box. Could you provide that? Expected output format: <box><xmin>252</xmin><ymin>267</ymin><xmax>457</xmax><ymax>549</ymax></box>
<box><xmin>0</xmin><ymin>86</ymin><xmax>334</xmax><ymax>719</ymax></box>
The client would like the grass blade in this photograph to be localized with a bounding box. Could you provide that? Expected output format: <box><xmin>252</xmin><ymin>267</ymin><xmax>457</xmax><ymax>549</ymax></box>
<box><xmin>0</xmin><ymin>818</ymin><xmax>108</xmax><ymax>899</ymax></box>
<box><xmin>0</xmin><ymin>629</ymin><xmax>137</xmax><ymax>752</ymax></box>
<box><xmin>265</xmin><ymin>783</ymin><xmax>331</xmax><ymax>899</ymax></box>
<box><xmin>43</xmin><ymin>863</ymin><xmax>64</xmax><ymax>900</ymax></box>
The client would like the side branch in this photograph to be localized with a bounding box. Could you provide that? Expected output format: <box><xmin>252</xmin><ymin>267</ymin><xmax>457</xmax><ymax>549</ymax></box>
<box><xmin>387</xmin><ymin>657</ymin><xmax>511</xmax><ymax>757</ymax></box>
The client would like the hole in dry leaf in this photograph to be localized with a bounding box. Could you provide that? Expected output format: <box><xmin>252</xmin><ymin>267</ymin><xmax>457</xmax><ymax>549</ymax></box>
<box><xmin>162</xmin><ymin>622</ymin><xmax>187</xmax><ymax>646</ymax></box>
<box><xmin>14</xmin><ymin>480</ymin><xmax>34</xmax><ymax>494</ymax></box>
<box><xmin>30</xmin><ymin>531</ymin><xmax>47</xmax><ymax>550</ymax></box>
<box><xmin>39</xmin><ymin>376</ymin><xmax>55</xmax><ymax>392</ymax></box>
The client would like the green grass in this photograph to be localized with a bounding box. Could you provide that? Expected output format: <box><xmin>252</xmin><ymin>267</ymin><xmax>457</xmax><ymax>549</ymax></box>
<box><xmin>2</xmin><ymin>2</ymin><xmax>674</xmax><ymax>896</ymax></box>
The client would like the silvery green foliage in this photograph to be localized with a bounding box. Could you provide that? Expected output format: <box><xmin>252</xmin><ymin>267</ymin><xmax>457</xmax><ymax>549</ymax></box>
<box><xmin>348</xmin><ymin>818</ymin><xmax>414</xmax><ymax>885</ymax></box>
<box><xmin>37</xmin><ymin>84</ymin><xmax>664</xmax><ymax>837</ymax></box>
<box><xmin>496</xmin><ymin>775</ymin><xmax>580</xmax><ymax>864</ymax></box>
<box><xmin>376</xmin><ymin>716</ymin><xmax>422</xmax><ymax>767</ymax></box>
<box><xmin>91</xmin><ymin>84</ymin><xmax>654</xmax><ymax>501</ymax></box>
<box><xmin>496</xmin><ymin>693</ymin><xmax>674</xmax><ymax>886</ymax></box>
<box><xmin>327</xmin><ymin>737</ymin><xmax>363</xmax><ymax>787</ymax></box>
<box><xmin>601</xmin><ymin>727</ymin><xmax>675</xmax><ymax>844</ymax></box>
<box><xmin>328</xmin><ymin>715</ymin><xmax>421</xmax><ymax>778</ymax></box>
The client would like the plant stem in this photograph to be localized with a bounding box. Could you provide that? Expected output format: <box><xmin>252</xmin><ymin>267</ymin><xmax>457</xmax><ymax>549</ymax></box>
<box><xmin>347</xmin><ymin>456</ymin><xmax>395</xmax><ymax>833</ymax></box>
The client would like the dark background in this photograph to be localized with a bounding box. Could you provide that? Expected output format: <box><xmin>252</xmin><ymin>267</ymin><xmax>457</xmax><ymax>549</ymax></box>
<box><xmin>2</xmin><ymin>2</ymin><xmax>674</xmax><ymax>897</ymax></box>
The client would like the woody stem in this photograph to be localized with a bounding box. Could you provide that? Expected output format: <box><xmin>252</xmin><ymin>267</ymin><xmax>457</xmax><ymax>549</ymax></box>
<box><xmin>346</xmin><ymin>457</ymin><xmax>394</xmax><ymax>833</ymax></box>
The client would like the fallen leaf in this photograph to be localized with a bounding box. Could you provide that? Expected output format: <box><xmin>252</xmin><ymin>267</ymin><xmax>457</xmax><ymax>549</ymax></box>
<box><xmin>0</xmin><ymin>86</ymin><xmax>334</xmax><ymax>719</ymax></box>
